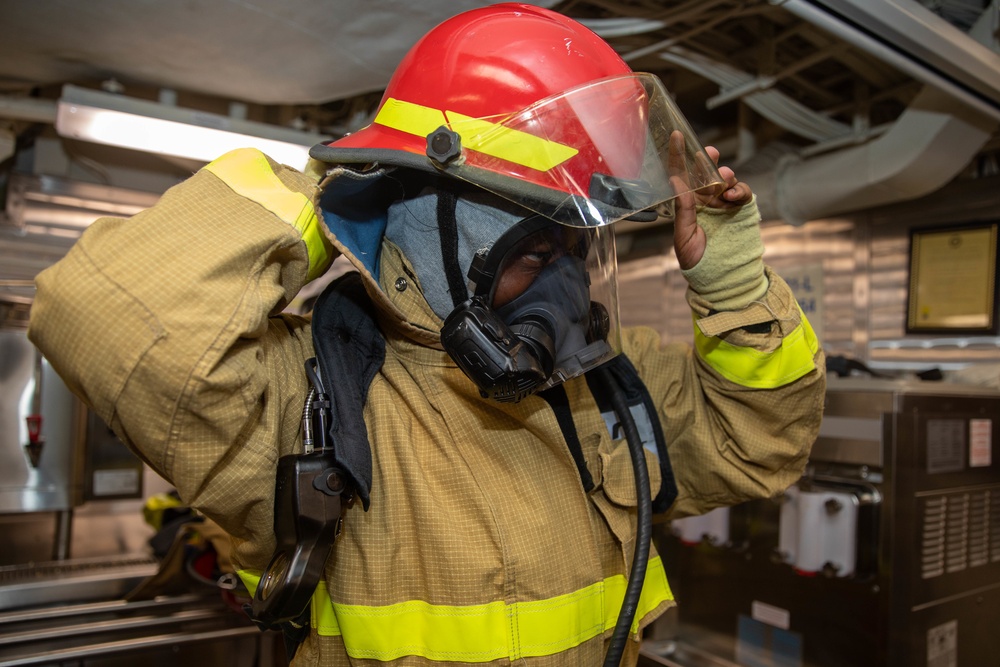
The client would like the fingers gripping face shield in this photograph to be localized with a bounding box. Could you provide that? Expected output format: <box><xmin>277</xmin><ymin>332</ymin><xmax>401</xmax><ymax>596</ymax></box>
<box><xmin>441</xmin><ymin>216</ymin><xmax>620</xmax><ymax>402</ymax></box>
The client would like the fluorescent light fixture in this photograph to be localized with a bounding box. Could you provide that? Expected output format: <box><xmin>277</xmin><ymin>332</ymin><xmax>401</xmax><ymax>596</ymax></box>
<box><xmin>56</xmin><ymin>85</ymin><xmax>327</xmax><ymax>170</ymax></box>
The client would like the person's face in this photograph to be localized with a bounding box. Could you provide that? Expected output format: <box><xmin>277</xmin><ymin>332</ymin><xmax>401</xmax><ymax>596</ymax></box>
<box><xmin>491</xmin><ymin>226</ymin><xmax>589</xmax><ymax>308</ymax></box>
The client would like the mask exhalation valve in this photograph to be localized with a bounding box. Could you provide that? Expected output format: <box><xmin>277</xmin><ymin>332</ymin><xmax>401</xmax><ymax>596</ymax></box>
<box><xmin>441</xmin><ymin>297</ymin><xmax>555</xmax><ymax>403</ymax></box>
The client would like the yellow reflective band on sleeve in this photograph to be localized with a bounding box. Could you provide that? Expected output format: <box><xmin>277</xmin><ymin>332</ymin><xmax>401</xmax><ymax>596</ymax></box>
<box><xmin>237</xmin><ymin>556</ymin><xmax>673</xmax><ymax>662</ymax></box>
<box><xmin>693</xmin><ymin>305</ymin><xmax>820</xmax><ymax>389</ymax></box>
<box><xmin>204</xmin><ymin>148</ymin><xmax>333</xmax><ymax>282</ymax></box>
<box><xmin>373</xmin><ymin>98</ymin><xmax>578</xmax><ymax>172</ymax></box>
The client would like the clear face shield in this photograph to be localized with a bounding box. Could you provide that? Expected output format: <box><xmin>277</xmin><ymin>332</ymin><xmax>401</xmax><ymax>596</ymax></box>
<box><xmin>440</xmin><ymin>215</ymin><xmax>620</xmax><ymax>402</ymax></box>
<box><xmin>433</xmin><ymin>73</ymin><xmax>723</xmax><ymax>227</ymax></box>
<box><xmin>438</xmin><ymin>73</ymin><xmax>718</xmax><ymax>401</ymax></box>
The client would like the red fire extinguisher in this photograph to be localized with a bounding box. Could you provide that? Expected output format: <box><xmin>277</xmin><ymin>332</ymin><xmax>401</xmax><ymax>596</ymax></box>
<box><xmin>24</xmin><ymin>413</ymin><xmax>44</xmax><ymax>467</ymax></box>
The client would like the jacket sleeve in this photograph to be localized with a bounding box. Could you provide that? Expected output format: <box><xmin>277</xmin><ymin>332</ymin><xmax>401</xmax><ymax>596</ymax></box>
<box><xmin>28</xmin><ymin>148</ymin><xmax>335</xmax><ymax>568</ymax></box>
<box><xmin>625</xmin><ymin>255</ymin><xmax>826</xmax><ymax>520</ymax></box>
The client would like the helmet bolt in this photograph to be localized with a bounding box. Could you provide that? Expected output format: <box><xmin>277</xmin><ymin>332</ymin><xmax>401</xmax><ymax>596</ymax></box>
<box><xmin>426</xmin><ymin>126</ymin><xmax>462</xmax><ymax>165</ymax></box>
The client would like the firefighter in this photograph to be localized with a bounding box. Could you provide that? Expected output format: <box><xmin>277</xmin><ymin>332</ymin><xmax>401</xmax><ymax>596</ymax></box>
<box><xmin>29</xmin><ymin>4</ymin><xmax>825</xmax><ymax>665</ymax></box>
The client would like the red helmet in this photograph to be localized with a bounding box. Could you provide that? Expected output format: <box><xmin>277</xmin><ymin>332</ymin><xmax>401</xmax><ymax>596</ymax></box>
<box><xmin>311</xmin><ymin>3</ymin><xmax>721</xmax><ymax>226</ymax></box>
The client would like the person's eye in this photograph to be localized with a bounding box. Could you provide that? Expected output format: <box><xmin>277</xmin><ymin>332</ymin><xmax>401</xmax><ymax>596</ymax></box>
<box><xmin>515</xmin><ymin>237</ymin><xmax>557</xmax><ymax>266</ymax></box>
<box><xmin>520</xmin><ymin>250</ymin><xmax>553</xmax><ymax>267</ymax></box>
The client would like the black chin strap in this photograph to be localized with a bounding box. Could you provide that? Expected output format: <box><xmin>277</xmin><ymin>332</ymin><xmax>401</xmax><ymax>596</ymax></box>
<box><xmin>436</xmin><ymin>188</ymin><xmax>469</xmax><ymax>310</ymax></box>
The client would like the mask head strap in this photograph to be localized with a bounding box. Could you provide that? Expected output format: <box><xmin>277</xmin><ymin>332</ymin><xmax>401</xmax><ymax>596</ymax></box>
<box><xmin>434</xmin><ymin>187</ymin><xmax>469</xmax><ymax>310</ymax></box>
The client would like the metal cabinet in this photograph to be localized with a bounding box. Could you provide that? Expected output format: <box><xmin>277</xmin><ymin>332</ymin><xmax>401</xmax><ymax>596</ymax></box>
<box><xmin>644</xmin><ymin>377</ymin><xmax>1000</xmax><ymax>667</ymax></box>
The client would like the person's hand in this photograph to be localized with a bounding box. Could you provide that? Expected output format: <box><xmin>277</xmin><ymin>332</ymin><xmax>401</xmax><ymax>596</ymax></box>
<box><xmin>669</xmin><ymin>130</ymin><xmax>752</xmax><ymax>270</ymax></box>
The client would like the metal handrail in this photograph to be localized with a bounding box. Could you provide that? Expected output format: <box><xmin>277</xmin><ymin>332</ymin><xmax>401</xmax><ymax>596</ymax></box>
<box><xmin>0</xmin><ymin>608</ymin><xmax>221</xmax><ymax>646</ymax></box>
<box><xmin>0</xmin><ymin>627</ymin><xmax>261</xmax><ymax>667</ymax></box>
<box><xmin>0</xmin><ymin>593</ymin><xmax>206</xmax><ymax>626</ymax></box>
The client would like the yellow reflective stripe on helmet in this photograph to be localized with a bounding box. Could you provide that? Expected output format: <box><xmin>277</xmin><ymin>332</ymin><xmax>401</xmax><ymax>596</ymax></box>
<box><xmin>237</xmin><ymin>556</ymin><xmax>672</xmax><ymax>662</ymax></box>
<box><xmin>374</xmin><ymin>98</ymin><xmax>447</xmax><ymax>139</ymax></box>
<box><xmin>204</xmin><ymin>148</ymin><xmax>333</xmax><ymax>282</ymax></box>
<box><xmin>373</xmin><ymin>97</ymin><xmax>578</xmax><ymax>172</ymax></box>
<box><xmin>693</xmin><ymin>305</ymin><xmax>820</xmax><ymax>389</ymax></box>
<box><xmin>446</xmin><ymin>110</ymin><xmax>579</xmax><ymax>173</ymax></box>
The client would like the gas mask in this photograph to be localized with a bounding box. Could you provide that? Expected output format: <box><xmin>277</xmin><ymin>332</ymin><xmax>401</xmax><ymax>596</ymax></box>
<box><xmin>441</xmin><ymin>214</ymin><xmax>620</xmax><ymax>402</ymax></box>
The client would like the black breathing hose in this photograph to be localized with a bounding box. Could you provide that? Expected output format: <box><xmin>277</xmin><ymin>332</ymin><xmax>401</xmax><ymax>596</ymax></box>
<box><xmin>596</xmin><ymin>366</ymin><xmax>653</xmax><ymax>667</ymax></box>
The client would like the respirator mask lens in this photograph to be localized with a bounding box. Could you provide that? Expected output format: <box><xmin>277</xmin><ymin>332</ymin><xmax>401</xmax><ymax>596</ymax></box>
<box><xmin>441</xmin><ymin>216</ymin><xmax>621</xmax><ymax>402</ymax></box>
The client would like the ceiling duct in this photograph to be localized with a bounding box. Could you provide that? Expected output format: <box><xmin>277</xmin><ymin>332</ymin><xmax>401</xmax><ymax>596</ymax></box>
<box><xmin>751</xmin><ymin>85</ymin><xmax>997</xmax><ymax>224</ymax></box>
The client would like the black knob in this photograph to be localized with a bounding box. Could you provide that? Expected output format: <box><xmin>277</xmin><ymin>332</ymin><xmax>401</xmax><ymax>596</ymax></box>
<box><xmin>426</xmin><ymin>126</ymin><xmax>462</xmax><ymax>164</ymax></box>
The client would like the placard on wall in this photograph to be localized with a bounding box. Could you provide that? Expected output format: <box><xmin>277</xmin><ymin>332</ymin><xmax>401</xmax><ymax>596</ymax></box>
<box><xmin>906</xmin><ymin>223</ymin><xmax>998</xmax><ymax>335</ymax></box>
<box><xmin>782</xmin><ymin>263</ymin><xmax>825</xmax><ymax>342</ymax></box>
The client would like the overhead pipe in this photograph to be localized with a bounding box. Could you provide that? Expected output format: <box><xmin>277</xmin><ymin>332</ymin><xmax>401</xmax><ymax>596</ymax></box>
<box><xmin>749</xmin><ymin>85</ymin><xmax>997</xmax><ymax>224</ymax></box>
<box><xmin>0</xmin><ymin>95</ymin><xmax>57</xmax><ymax>124</ymax></box>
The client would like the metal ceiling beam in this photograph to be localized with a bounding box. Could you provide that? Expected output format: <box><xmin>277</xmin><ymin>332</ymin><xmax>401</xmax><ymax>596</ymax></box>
<box><xmin>660</xmin><ymin>46</ymin><xmax>853</xmax><ymax>142</ymax></box>
<box><xmin>771</xmin><ymin>0</ymin><xmax>1000</xmax><ymax>120</ymax></box>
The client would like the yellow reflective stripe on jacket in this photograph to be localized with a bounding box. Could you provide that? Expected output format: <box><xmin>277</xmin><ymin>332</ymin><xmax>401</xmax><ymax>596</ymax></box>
<box><xmin>373</xmin><ymin>97</ymin><xmax>578</xmax><ymax>172</ymax></box>
<box><xmin>693</xmin><ymin>305</ymin><xmax>819</xmax><ymax>389</ymax></box>
<box><xmin>238</xmin><ymin>556</ymin><xmax>672</xmax><ymax>662</ymax></box>
<box><xmin>204</xmin><ymin>148</ymin><xmax>332</xmax><ymax>282</ymax></box>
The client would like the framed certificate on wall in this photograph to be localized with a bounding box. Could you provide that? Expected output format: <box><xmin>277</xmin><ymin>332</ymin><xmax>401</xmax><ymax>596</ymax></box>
<box><xmin>906</xmin><ymin>222</ymin><xmax>999</xmax><ymax>334</ymax></box>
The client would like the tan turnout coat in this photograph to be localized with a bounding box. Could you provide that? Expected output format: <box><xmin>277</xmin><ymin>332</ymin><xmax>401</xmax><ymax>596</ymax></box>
<box><xmin>28</xmin><ymin>150</ymin><xmax>826</xmax><ymax>665</ymax></box>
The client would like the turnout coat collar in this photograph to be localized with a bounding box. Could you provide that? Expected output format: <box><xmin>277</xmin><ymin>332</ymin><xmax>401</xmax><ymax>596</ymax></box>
<box><xmin>315</xmin><ymin>165</ymin><xmax>445</xmax><ymax>349</ymax></box>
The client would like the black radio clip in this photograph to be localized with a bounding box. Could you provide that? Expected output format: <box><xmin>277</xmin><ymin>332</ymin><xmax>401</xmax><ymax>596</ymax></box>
<box><xmin>246</xmin><ymin>359</ymin><xmax>353</xmax><ymax>631</ymax></box>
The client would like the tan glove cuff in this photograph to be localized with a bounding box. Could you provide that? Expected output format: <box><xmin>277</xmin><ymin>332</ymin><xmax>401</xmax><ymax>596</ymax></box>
<box><xmin>680</xmin><ymin>195</ymin><xmax>767</xmax><ymax>311</ymax></box>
